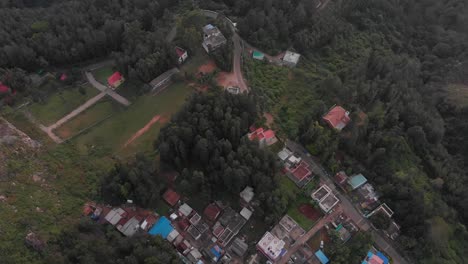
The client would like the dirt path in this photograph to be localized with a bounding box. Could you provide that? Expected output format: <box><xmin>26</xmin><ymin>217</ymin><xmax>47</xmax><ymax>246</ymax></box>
<box><xmin>85</xmin><ymin>71</ymin><xmax>131</xmax><ymax>106</ymax></box>
<box><xmin>22</xmin><ymin>111</ymin><xmax>63</xmax><ymax>144</ymax></box>
<box><xmin>123</xmin><ymin>115</ymin><xmax>161</xmax><ymax>147</ymax></box>
<box><xmin>233</xmin><ymin>34</ymin><xmax>249</xmax><ymax>93</ymax></box>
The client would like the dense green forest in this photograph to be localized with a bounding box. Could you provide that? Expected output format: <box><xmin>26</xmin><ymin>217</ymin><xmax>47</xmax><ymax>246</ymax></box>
<box><xmin>200</xmin><ymin>0</ymin><xmax>468</xmax><ymax>263</ymax></box>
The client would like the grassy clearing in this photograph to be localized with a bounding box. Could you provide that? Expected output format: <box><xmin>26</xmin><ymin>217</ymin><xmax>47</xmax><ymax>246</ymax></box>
<box><xmin>287</xmin><ymin>195</ymin><xmax>317</xmax><ymax>230</ymax></box>
<box><xmin>28</xmin><ymin>85</ymin><xmax>99</xmax><ymax>126</ymax></box>
<box><xmin>92</xmin><ymin>65</ymin><xmax>115</xmax><ymax>85</ymax></box>
<box><xmin>180</xmin><ymin>49</ymin><xmax>212</xmax><ymax>75</ymax></box>
<box><xmin>54</xmin><ymin>99</ymin><xmax>120</xmax><ymax>140</ymax></box>
<box><xmin>72</xmin><ymin>82</ymin><xmax>192</xmax><ymax>158</ymax></box>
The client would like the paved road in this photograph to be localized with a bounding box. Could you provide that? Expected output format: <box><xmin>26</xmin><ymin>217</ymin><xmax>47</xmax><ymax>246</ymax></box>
<box><xmin>278</xmin><ymin>207</ymin><xmax>343</xmax><ymax>264</ymax></box>
<box><xmin>48</xmin><ymin>92</ymin><xmax>107</xmax><ymax>131</ymax></box>
<box><xmin>285</xmin><ymin>140</ymin><xmax>408</xmax><ymax>264</ymax></box>
<box><xmin>85</xmin><ymin>71</ymin><xmax>131</xmax><ymax>106</ymax></box>
<box><xmin>232</xmin><ymin>34</ymin><xmax>249</xmax><ymax>93</ymax></box>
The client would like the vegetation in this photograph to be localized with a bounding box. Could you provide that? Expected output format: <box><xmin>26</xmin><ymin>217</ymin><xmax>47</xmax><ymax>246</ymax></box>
<box><xmin>325</xmin><ymin>231</ymin><xmax>373</xmax><ymax>264</ymax></box>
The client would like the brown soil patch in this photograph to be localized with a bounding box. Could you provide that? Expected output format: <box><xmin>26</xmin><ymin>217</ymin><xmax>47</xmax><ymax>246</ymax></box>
<box><xmin>198</xmin><ymin>60</ymin><xmax>217</xmax><ymax>75</ymax></box>
<box><xmin>124</xmin><ymin>115</ymin><xmax>161</xmax><ymax>147</ymax></box>
<box><xmin>216</xmin><ymin>72</ymin><xmax>238</xmax><ymax>88</ymax></box>
<box><xmin>299</xmin><ymin>204</ymin><xmax>321</xmax><ymax>221</ymax></box>
<box><xmin>55</xmin><ymin>126</ymin><xmax>72</xmax><ymax>139</ymax></box>
<box><xmin>159</xmin><ymin>115</ymin><xmax>170</xmax><ymax>124</ymax></box>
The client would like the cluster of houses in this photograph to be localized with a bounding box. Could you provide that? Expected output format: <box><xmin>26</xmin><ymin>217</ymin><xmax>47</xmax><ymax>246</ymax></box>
<box><xmin>82</xmin><ymin>185</ymin><xmax>258</xmax><ymax>264</ymax></box>
<box><xmin>278</xmin><ymin>147</ymin><xmax>313</xmax><ymax>187</ymax></box>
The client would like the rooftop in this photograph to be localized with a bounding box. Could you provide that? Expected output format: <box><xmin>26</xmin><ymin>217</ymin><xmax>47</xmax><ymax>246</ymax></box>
<box><xmin>291</xmin><ymin>161</ymin><xmax>312</xmax><ymax>182</ymax></box>
<box><xmin>348</xmin><ymin>174</ymin><xmax>368</xmax><ymax>190</ymax></box>
<box><xmin>323</xmin><ymin>106</ymin><xmax>351</xmax><ymax>131</ymax></box>
<box><xmin>334</xmin><ymin>171</ymin><xmax>348</xmax><ymax>185</ymax></box>
<box><xmin>117</xmin><ymin>216</ymin><xmax>141</xmax><ymax>237</ymax></box>
<box><xmin>240</xmin><ymin>186</ymin><xmax>255</xmax><ymax>204</ymax></box>
<box><xmin>278</xmin><ymin>148</ymin><xmax>293</xmax><ymax>161</ymax></box>
<box><xmin>107</xmin><ymin>72</ymin><xmax>124</xmax><ymax>87</ymax></box>
<box><xmin>179</xmin><ymin>203</ymin><xmax>193</xmax><ymax>217</ymax></box>
<box><xmin>104</xmin><ymin>208</ymin><xmax>127</xmax><ymax>226</ymax></box>
<box><xmin>163</xmin><ymin>188</ymin><xmax>180</xmax><ymax>206</ymax></box>
<box><xmin>283</xmin><ymin>51</ymin><xmax>301</xmax><ymax>65</ymax></box>
<box><xmin>202</xmin><ymin>24</ymin><xmax>227</xmax><ymax>52</ymax></box>
<box><xmin>240</xmin><ymin>207</ymin><xmax>253</xmax><ymax>220</ymax></box>
<box><xmin>230</xmin><ymin>238</ymin><xmax>248</xmax><ymax>257</ymax></box>
<box><xmin>204</xmin><ymin>203</ymin><xmax>222</xmax><ymax>222</ymax></box>
<box><xmin>175</xmin><ymin>46</ymin><xmax>187</xmax><ymax>57</ymax></box>
<box><xmin>257</xmin><ymin>231</ymin><xmax>286</xmax><ymax>261</ymax></box>
<box><xmin>148</xmin><ymin>216</ymin><xmax>174</xmax><ymax>239</ymax></box>
<box><xmin>315</xmin><ymin>250</ymin><xmax>329</xmax><ymax>264</ymax></box>
<box><xmin>312</xmin><ymin>185</ymin><xmax>339</xmax><ymax>213</ymax></box>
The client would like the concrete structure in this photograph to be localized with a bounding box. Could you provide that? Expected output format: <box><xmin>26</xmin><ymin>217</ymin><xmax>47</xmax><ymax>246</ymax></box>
<box><xmin>202</xmin><ymin>24</ymin><xmax>227</xmax><ymax>53</ymax></box>
<box><xmin>240</xmin><ymin>186</ymin><xmax>255</xmax><ymax>204</ymax></box>
<box><xmin>257</xmin><ymin>231</ymin><xmax>287</xmax><ymax>261</ymax></box>
<box><xmin>323</xmin><ymin>106</ymin><xmax>351</xmax><ymax>131</ymax></box>
<box><xmin>230</xmin><ymin>238</ymin><xmax>248</xmax><ymax>257</ymax></box>
<box><xmin>312</xmin><ymin>185</ymin><xmax>339</xmax><ymax>213</ymax></box>
<box><xmin>282</xmin><ymin>51</ymin><xmax>301</xmax><ymax>67</ymax></box>
<box><xmin>253</xmin><ymin>50</ymin><xmax>265</xmax><ymax>60</ymax></box>
<box><xmin>240</xmin><ymin>207</ymin><xmax>253</xmax><ymax>220</ymax></box>
<box><xmin>348</xmin><ymin>174</ymin><xmax>368</xmax><ymax>190</ymax></box>
<box><xmin>248</xmin><ymin>127</ymin><xmax>277</xmax><ymax>147</ymax></box>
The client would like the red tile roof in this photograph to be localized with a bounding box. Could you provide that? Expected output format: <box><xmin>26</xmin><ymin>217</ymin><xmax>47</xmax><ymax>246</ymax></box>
<box><xmin>163</xmin><ymin>189</ymin><xmax>181</xmax><ymax>206</ymax></box>
<box><xmin>175</xmin><ymin>47</ymin><xmax>186</xmax><ymax>58</ymax></box>
<box><xmin>248</xmin><ymin>127</ymin><xmax>275</xmax><ymax>141</ymax></box>
<box><xmin>334</xmin><ymin>171</ymin><xmax>348</xmax><ymax>184</ymax></box>
<box><xmin>204</xmin><ymin>203</ymin><xmax>221</xmax><ymax>222</ymax></box>
<box><xmin>323</xmin><ymin>106</ymin><xmax>351</xmax><ymax>130</ymax></box>
<box><xmin>0</xmin><ymin>83</ymin><xmax>9</xmax><ymax>93</ymax></box>
<box><xmin>291</xmin><ymin>161</ymin><xmax>312</xmax><ymax>181</ymax></box>
<box><xmin>178</xmin><ymin>218</ymin><xmax>190</xmax><ymax>231</ymax></box>
<box><xmin>107</xmin><ymin>72</ymin><xmax>123</xmax><ymax>87</ymax></box>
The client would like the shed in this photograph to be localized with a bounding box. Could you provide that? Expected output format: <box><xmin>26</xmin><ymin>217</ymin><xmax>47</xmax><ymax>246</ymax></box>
<box><xmin>315</xmin><ymin>250</ymin><xmax>329</xmax><ymax>264</ymax></box>
<box><xmin>148</xmin><ymin>216</ymin><xmax>174</xmax><ymax>239</ymax></box>
<box><xmin>348</xmin><ymin>174</ymin><xmax>368</xmax><ymax>190</ymax></box>
<box><xmin>230</xmin><ymin>238</ymin><xmax>248</xmax><ymax>257</ymax></box>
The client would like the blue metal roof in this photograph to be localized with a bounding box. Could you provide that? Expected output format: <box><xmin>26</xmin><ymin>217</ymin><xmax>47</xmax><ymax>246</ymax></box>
<box><xmin>376</xmin><ymin>251</ymin><xmax>389</xmax><ymax>264</ymax></box>
<box><xmin>315</xmin><ymin>250</ymin><xmax>329</xmax><ymax>264</ymax></box>
<box><xmin>148</xmin><ymin>216</ymin><xmax>173</xmax><ymax>239</ymax></box>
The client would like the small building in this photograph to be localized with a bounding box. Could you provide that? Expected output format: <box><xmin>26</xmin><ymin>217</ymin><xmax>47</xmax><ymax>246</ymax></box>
<box><xmin>104</xmin><ymin>208</ymin><xmax>127</xmax><ymax>226</ymax></box>
<box><xmin>362</xmin><ymin>250</ymin><xmax>389</xmax><ymax>264</ymax></box>
<box><xmin>0</xmin><ymin>82</ymin><xmax>10</xmax><ymax>94</ymax></box>
<box><xmin>252</xmin><ymin>50</ymin><xmax>265</xmax><ymax>60</ymax></box>
<box><xmin>248</xmin><ymin>127</ymin><xmax>277</xmax><ymax>147</ymax></box>
<box><xmin>178</xmin><ymin>203</ymin><xmax>193</xmax><ymax>217</ymax></box>
<box><xmin>202</xmin><ymin>24</ymin><xmax>227</xmax><ymax>53</ymax></box>
<box><xmin>107</xmin><ymin>72</ymin><xmax>125</xmax><ymax>89</ymax></box>
<box><xmin>175</xmin><ymin>46</ymin><xmax>188</xmax><ymax>64</ymax></box>
<box><xmin>282</xmin><ymin>51</ymin><xmax>301</xmax><ymax>67</ymax></box>
<box><xmin>203</xmin><ymin>244</ymin><xmax>224</xmax><ymax>262</ymax></box>
<box><xmin>277</xmin><ymin>148</ymin><xmax>293</xmax><ymax>162</ymax></box>
<box><xmin>204</xmin><ymin>203</ymin><xmax>222</xmax><ymax>222</ymax></box>
<box><xmin>230</xmin><ymin>238</ymin><xmax>248</xmax><ymax>257</ymax></box>
<box><xmin>190</xmin><ymin>213</ymin><xmax>202</xmax><ymax>225</ymax></box>
<box><xmin>149</xmin><ymin>68</ymin><xmax>180</xmax><ymax>93</ymax></box>
<box><xmin>334</xmin><ymin>171</ymin><xmax>348</xmax><ymax>186</ymax></box>
<box><xmin>148</xmin><ymin>216</ymin><xmax>174</xmax><ymax>239</ymax></box>
<box><xmin>117</xmin><ymin>216</ymin><xmax>141</xmax><ymax>237</ymax></box>
<box><xmin>226</xmin><ymin>86</ymin><xmax>240</xmax><ymax>94</ymax></box>
<box><xmin>187</xmin><ymin>249</ymin><xmax>203</xmax><ymax>263</ymax></box>
<box><xmin>323</xmin><ymin>106</ymin><xmax>351</xmax><ymax>131</ymax></box>
<box><xmin>140</xmin><ymin>214</ymin><xmax>158</xmax><ymax>231</ymax></box>
<box><xmin>314</xmin><ymin>250</ymin><xmax>329</xmax><ymax>264</ymax></box>
<box><xmin>312</xmin><ymin>185</ymin><xmax>339</xmax><ymax>213</ymax></box>
<box><xmin>239</xmin><ymin>207</ymin><xmax>252</xmax><ymax>220</ymax></box>
<box><xmin>348</xmin><ymin>174</ymin><xmax>368</xmax><ymax>190</ymax></box>
<box><xmin>167</xmin><ymin>229</ymin><xmax>180</xmax><ymax>243</ymax></box>
<box><xmin>257</xmin><ymin>231</ymin><xmax>286</xmax><ymax>261</ymax></box>
<box><xmin>163</xmin><ymin>188</ymin><xmax>180</xmax><ymax>207</ymax></box>
<box><xmin>240</xmin><ymin>186</ymin><xmax>255</xmax><ymax>204</ymax></box>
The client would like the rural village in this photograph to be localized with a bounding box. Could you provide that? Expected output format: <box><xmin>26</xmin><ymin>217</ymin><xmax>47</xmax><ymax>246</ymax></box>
<box><xmin>3</xmin><ymin>1</ymin><xmax>457</xmax><ymax>264</ymax></box>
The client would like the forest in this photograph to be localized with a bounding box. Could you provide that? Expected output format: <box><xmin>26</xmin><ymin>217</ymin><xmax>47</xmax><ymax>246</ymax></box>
<box><xmin>199</xmin><ymin>0</ymin><xmax>468</xmax><ymax>263</ymax></box>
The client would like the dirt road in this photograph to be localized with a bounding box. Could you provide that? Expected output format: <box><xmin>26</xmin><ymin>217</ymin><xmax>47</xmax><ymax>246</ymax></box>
<box><xmin>232</xmin><ymin>34</ymin><xmax>249</xmax><ymax>93</ymax></box>
<box><xmin>85</xmin><ymin>71</ymin><xmax>131</xmax><ymax>106</ymax></box>
<box><xmin>22</xmin><ymin>111</ymin><xmax>63</xmax><ymax>144</ymax></box>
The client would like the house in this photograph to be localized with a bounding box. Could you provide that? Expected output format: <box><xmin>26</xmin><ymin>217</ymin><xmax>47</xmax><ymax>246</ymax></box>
<box><xmin>0</xmin><ymin>82</ymin><xmax>10</xmax><ymax>94</ymax></box>
<box><xmin>314</xmin><ymin>250</ymin><xmax>330</xmax><ymax>264</ymax></box>
<box><xmin>240</xmin><ymin>207</ymin><xmax>252</xmax><ymax>220</ymax></box>
<box><xmin>117</xmin><ymin>216</ymin><xmax>141</xmax><ymax>237</ymax></box>
<box><xmin>217</xmin><ymin>207</ymin><xmax>247</xmax><ymax>246</ymax></box>
<box><xmin>149</xmin><ymin>68</ymin><xmax>180</xmax><ymax>93</ymax></box>
<box><xmin>248</xmin><ymin>127</ymin><xmax>277</xmax><ymax>147</ymax></box>
<box><xmin>203</xmin><ymin>245</ymin><xmax>224</xmax><ymax>263</ymax></box>
<box><xmin>282</xmin><ymin>51</ymin><xmax>301</xmax><ymax>67</ymax></box>
<box><xmin>257</xmin><ymin>231</ymin><xmax>286</xmax><ymax>261</ymax></box>
<box><xmin>334</xmin><ymin>171</ymin><xmax>348</xmax><ymax>186</ymax></box>
<box><xmin>167</xmin><ymin>229</ymin><xmax>180</xmax><ymax>243</ymax></box>
<box><xmin>107</xmin><ymin>72</ymin><xmax>125</xmax><ymax>89</ymax></box>
<box><xmin>178</xmin><ymin>203</ymin><xmax>193</xmax><ymax>217</ymax></box>
<box><xmin>148</xmin><ymin>216</ymin><xmax>174</xmax><ymax>239</ymax></box>
<box><xmin>202</xmin><ymin>24</ymin><xmax>227</xmax><ymax>53</ymax></box>
<box><xmin>348</xmin><ymin>174</ymin><xmax>368</xmax><ymax>190</ymax></box>
<box><xmin>362</xmin><ymin>250</ymin><xmax>389</xmax><ymax>264</ymax></box>
<box><xmin>323</xmin><ymin>106</ymin><xmax>351</xmax><ymax>131</ymax></box>
<box><xmin>311</xmin><ymin>185</ymin><xmax>339</xmax><ymax>213</ymax></box>
<box><xmin>104</xmin><ymin>208</ymin><xmax>127</xmax><ymax>226</ymax></box>
<box><xmin>252</xmin><ymin>50</ymin><xmax>265</xmax><ymax>60</ymax></box>
<box><xmin>289</xmin><ymin>161</ymin><xmax>313</xmax><ymax>187</ymax></box>
<box><xmin>204</xmin><ymin>203</ymin><xmax>222</xmax><ymax>222</ymax></box>
<box><xmin>175</xmin><ymin>46</ymin><xmax>188</xmax><ymax>64</ymax></box>
<box><xmin>163</xmin><ymin>188</ymin><xmax>180</xmax><ymax>207</ymax></box>
<box><xmin>230</xmin><ymin>238</ymin><xmax>248</xmax><ymax>257</ymax></box>
<box><xmin>384</xmin><ymin>221</ymin><xmax>400</xmax><ymax>240</ymax></box>
<box><xmin>277</xmin><ymin>148</ymin><xmax>293</xmax><ymax>162</ymax></box>
<box><xmin>240</xmin><ymin>186</ymin><xmax>255</xmax><ymax>204</ymax></box>
<box><xmin>358</xmin><ymin>183</ymin><xmax>380</xmax><ymax>210</ymax></box>
<box><xmin>140</xmin><ymin>214</ymin><xmax>158</xmax><ymax>231</ymax></box>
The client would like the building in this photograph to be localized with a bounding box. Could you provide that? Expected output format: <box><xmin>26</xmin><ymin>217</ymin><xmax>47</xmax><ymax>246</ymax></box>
<box><xmin>178</xmin><ymin>203</ymin><xmax>193</xmax><ymax>217</ymax></box>
<box><xmin>117</xmin><ymin>216</ymin><xmax>141</xmax><ymax>237</ymax></box>
<box><xmin>322</xmin><ymin>106</ymin><xmax>351</xmax><ymax>131</ymax></box>
<box><xmin>311</xmin><ymin>185</ymin><xmax>339</xmax><ymax>213</ymax></box>
<box><xmin>203</xmin><ymin>244</ymin><xmax>224</xmax><ymax>263</ymax></box>
<box><xmin>104</xmin><ymin>208</ymin><xmax>127</xmax><ymax>226</ymax></box>
<box><xmin>0</xmin><ymin>82</ymin><xmax>10</xmax><ymax>94</ymax></box>
<box><xmin>248</xmin><ymin>127</ymin><xmax>277</xmax><ymax>147</ymax></box>
<box><xmin>288</xmin><ymin>161</ymin><xmax>313</xmax><ymax>187</ymax></box>
<box><xmin>217</xmin><ymin>207</ymin><xmax>247</xmax><ymax>246</ymax></box>
<box><xmin>140</xmin><ymin>214</ymin><xmax>158</xmax><ymax>231</ymax></box>
<box><xmin>175</xmin><ymin>46</ymin><xmax>188</xmax><ymax>64</ymax></box>
<box><xmin>107</xmin><ymin>72</ymin><xmax>125</xmax><ymax>89</ymax></box>
<box><xmin>226</xmin><ymin>86</ymin><xmax>240</xmax><ymax>94</ymax></box>
<box><xmin>384</xmin><ymin>221</ymin><xmax>400</xmax><ymax>240</ymax></box>
<box><xmin>282</xmin><ymin>51</ymin><xmax>301</xmax><ymax>67</ymax></box>
<box><xmin>257</xmin><ymin>231</ymin><xmax>287</xmax><ymax>261</ymax></box>
<box><xmin>167</xmin><ymin>229</ymin><xmax>180</xmax><ymax>243</ymax></box>
<box><xmin>202</xmin><ymin>24</ymin><xmax>227</xmax><ymax>53</ymax></box>
<box><xmin>278</xmin><ymin>148</ymin><xmax>293</xmax><ymax>162</ymax></box>
<box><xmin>314</xmin><ymin>250</ymin><xmax>329</xmax><ymax>264</ymax></box>
<box><xmin>357</xmin><ymin>183</ymin><xmax>380</xmax><ymax>210</ymax></box>
<box><xmin>252</xmin><ymin>50</ymin><xmax>265</xmax><ymax>60</ymax></box>
<box><xmin>348</xmin><ymin>174</ymin><xmax>368</xmax><ymax>190</ymax></box>
<box><xmin>148</xmin><ymin>216</ymin><xmax>174</xmax><ymax>239</ymax></box>
<box><xmin>187</xmin><ymin>248</ymin><xmax>203</xmax><ymax>263</ymax></box>
<box><xmin>240</xmin><ymin>207</ymin><xmax>253</xmax><ymax>220</ymax></box>
<box><xmin>362</xmin><ymin>250</ymin><xmax>389</xmax><ymax>264</ymax></box>
<box><xmin>334</xmin><ymin>171</ymin><xmax>348</xmax><ymax>186</ymax></box>
<box><xmin>240</xmin><ymin>186</ymin><xmax>255</xmax><ymax>204</ymax></box>
<box><xmin>230</xmin><ymin>238</ymin><xmax>248</xmax><ymax>257</ymax></box>
<box><xmin>163</xmin><ymin>188</ymin><xmax>181</xmax><ymax>207</ymax></box>
<box><xmin>204</xmin><ymin>203</ymin><xmax>222</xmax><ymax>222</ymax></box>
<box><xmin>149</xmin><ymin>68</ymin><xmax>180</xmax><ymax>93</ymax></box>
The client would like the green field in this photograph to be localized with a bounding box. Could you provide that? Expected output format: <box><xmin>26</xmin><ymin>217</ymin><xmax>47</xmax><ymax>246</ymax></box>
<box><xmin>28</xmin><ymin>84</ymin><xmax>99</xmax><ymax>126</ymax></box>
<box><xmin>54</xmin><ymin>99</ymin><xmax>120</xmax><ymax>140</ymax></box>
<box><xmin>180</xmin><ymin>49</ymin><xmax>212</xmax><ymax>75</ymax></box>
<box><xmin>72</xmin><ymin>82</ymin><xmax>192</xmax><ymax>157</ymax></box>
<box><xmin>92</xmin><ymin>65</ymin><xmax>115</xmax><ymax>85</ymax></box>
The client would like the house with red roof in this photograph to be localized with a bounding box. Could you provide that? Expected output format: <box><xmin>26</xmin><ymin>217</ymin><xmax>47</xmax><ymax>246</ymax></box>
<box><xmin>248</xmin><ymin>127</ymin><xmax>277</xmax><ymax>147</ymax></box>
<box><xmin>323</xmin><ymin>106</ymin><xmax>351</xmax><ymax>131</ymax></box>
<box><xmin>163</xmin><ymin>189</ymin><xmax>181</xmax><ymax>207</ymax></box>
<box><xmin>204</xmin><ymin>203</ymin><xmax>221</xmax><ymax>222</ymax></box>
<box><xmin>0</xmin><ymin>82</ymin><xmax>10</xmax><ymax>94</ymax></box>
<box><xmin>107</xmin><ymin>72</ymin><xmax>125</xmax><ymax>89</ymax></box>
<box><xmin>175</xmin><ymin>47</ymin><xmax>188</xmax><ymax>64</ymax></box>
